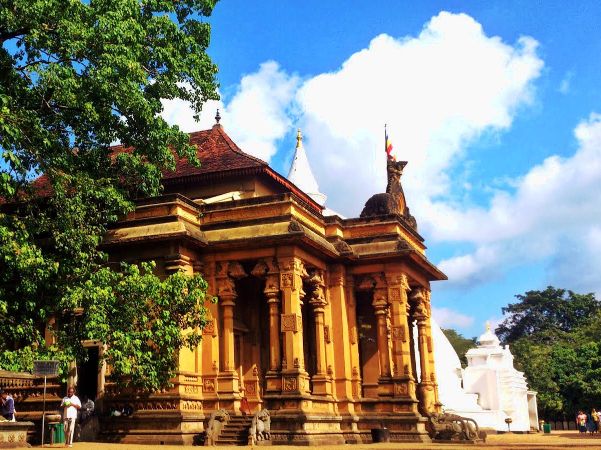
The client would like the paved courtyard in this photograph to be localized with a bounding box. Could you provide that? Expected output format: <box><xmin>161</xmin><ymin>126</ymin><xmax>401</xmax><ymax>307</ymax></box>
<box><xmin>28</xmin><ymin>431</ymin><xmax>601</xmax><ymax>449</ymax></box>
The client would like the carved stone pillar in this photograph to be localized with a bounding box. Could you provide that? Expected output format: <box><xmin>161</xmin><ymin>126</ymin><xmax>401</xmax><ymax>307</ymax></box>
<box><xmin>424</xmin><ymin>289</ymin><xmax>441</xmax><ymax>411</ymax></box>
<box><xmin>307</xmin><ymin>270</ymin><xmax>332</xmax><ymax>396</ymax></box>
<box><xmin>278</xmin><ymin>257</ymin><xmax>310</xmax><ymax>396</ymax></box>
<box><xmin>345</xmin><ymin>275</ymin><xmax>362</xmax><ymax>400</ymax></box>
<box><xmin>215</xmin><ymin>261</ymin><xmax>246</xmax><ymax>396</ymax></box>
<box><xmin>372</xmin><ymin>285</ymin><xmax>392</xmax><ymax>379</ymax></box>
<box><xmin>266</xmin><ymin>280</ymin><xmax>281</xmax><ymax>372</ymax></box>
<box><xmin>412</xmin><ymin>287</ymin><xmax>438</xmax><ymax>415</ymax></box>
<box><xmin>252</xmin><ymin>259</ymin><xmax>282</xmax><ymax>393</ymax></box>
<box><xmin>387</xmin><ymin>273</ymin><xmax>417</xmax><ymax>402</ymax></box>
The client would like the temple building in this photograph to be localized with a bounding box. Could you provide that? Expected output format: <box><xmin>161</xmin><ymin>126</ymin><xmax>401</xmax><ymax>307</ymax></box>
<box><xmin>20</xmin><ymin>116</ymin><xmax>448</xmax><ymax>445</ymax></box>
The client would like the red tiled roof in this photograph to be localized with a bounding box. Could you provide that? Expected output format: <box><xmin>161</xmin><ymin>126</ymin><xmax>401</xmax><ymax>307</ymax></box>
<box><xmin>163</xmin><ymin>124</ymin><xmax>268</xmax><ymax>179</ymax></box>
<box><xmin>27</xmin><ymin>125</ymin><xmax>323</xmax><ymax>214</ymax></box>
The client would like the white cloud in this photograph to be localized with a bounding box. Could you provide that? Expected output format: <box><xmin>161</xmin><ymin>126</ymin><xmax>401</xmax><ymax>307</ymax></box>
<box><xmin>438</xmin><ymin>114</ymin><xmax>601</xmax><ymax>294</ymax></box>
<box><xmin>224</xmin><ymin>61</ymin><xmax>300</xmax><ymax>161</ymax></box>
<box><xmin>161</xmin><ymin>87</ymin><xmax>224</xmax><ymax>132</ymax></box>
<box><xmin>161</xmin><ymin>61</ymin><xmax>299</xmax><ymax>162</ymax></box>
<box><xmin>432</xmin><ymin>307</ymin><xmax>475</xmax><ymax>328</ymax></box>
<box><xmin>558</xmin><ymin>71</ymin><xmax>573</xmax><ymax>94</ymax></box>
<box><xmin>297</xmin><ymin>11</ymin><xmax>543</xmax><ymax>216</ymax></box>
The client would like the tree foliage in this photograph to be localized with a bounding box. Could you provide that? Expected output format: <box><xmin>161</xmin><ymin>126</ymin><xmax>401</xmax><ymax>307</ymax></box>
<box><xmin>441</xmin><ymin>328</ymin><xmax>476</xmax><ymax>367</ymax></box>
<box><xmin>500</xmin><ymin>287</ymin><xmax>601</xmax><ymax>418</ymax></box>
<box><xmin>0</xmin><ymin>0</ymin><xmax>219</xmax><ymax>389</ymax></box>
<box><xmin>496</xmin><ymin>286</ymin><xmax>600</xmax><ymax>344</ymax></box>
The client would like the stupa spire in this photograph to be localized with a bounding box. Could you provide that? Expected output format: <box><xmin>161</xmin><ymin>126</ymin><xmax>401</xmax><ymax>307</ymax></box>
<box><xmin>287</xmin><ymin>128</ymin><xmax>327</xmax><ymax>206</ymax></box>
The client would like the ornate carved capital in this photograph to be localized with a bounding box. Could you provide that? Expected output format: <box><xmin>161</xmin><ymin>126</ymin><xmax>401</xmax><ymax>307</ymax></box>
<box><xmin>307</xmin><ymin>269</ymin><xmax>327</xmax><ymax>309</ymax></box>
<box><xmin>216</xmin><ymin>277</ymin><xmax>236</xmax><ymax>300</ymax></box>
<box><xmin>410</xmin><ymin>287</ymin><xmax>430</xmax><ymax>321</ymax></box>
<box><xmin>385</xmin><ymin>272</ymin><xmax>410</xmax><ymax>292</ymax></box>
<box><xmin>264</xmin><ymin>274</ymin><xmax>280</xmax><ymax>300</ymax></box>
<box><xmin>251</xmin><ymin>260</ymin><xmax>269</xmax><ymax>278</ymax></box>
<box><xmin>278</xmin><ymin>257</ymin><xmax>308</xmax><ymax>293</ymax></box>
<box><xmin>372</xmin><ymin>288</ymin><xmax>388</xmax><ymax>310</ymax></box>
<box><xmin>228</xmin><ymin>261</ymin><xmax>247</xmax><ymax>279</ymax></box>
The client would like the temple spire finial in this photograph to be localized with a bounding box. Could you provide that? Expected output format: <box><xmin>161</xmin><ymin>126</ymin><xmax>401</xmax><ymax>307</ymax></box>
<box><xmin>296</xmin><ymin>128</ymin><xmax>303</xmax><ymax>149</ymax></box>
<box><xmin>486</xmin><ymin>321</ymin><xmax>491</xmax><ymax>332</ymax></box>
<box><xmin>215</xmin><ymin>108</ymin><xmax>221</xmax><ymax>124</ymax></box>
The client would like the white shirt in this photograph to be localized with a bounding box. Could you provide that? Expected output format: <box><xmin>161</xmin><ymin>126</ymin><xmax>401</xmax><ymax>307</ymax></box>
<box><xmin>61</xmin><ymin>395</ymin><xmax>81</xmax><ymax>420</ymax></box>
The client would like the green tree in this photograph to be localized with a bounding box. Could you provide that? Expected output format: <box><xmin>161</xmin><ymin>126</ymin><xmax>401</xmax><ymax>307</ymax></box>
<box><xmin>500</xmin><ymin>288</ymin><xmax>601</xmax><ymax>418</ymax></box>
<box><xmin>0</xmin><ymin>0</ymin><xmax>219</xmax><ymax>390</ymax></box>
<box><xmin>441</xmin><ymin>328</ymin><xmax>476</xmax><ymax>367</ymax></box>
<box><xmin>496</xmin><ymin>286</ymin><xmax>600</xmax><ymax>344</ymax></box>
<box><xmin>512</xmin><ymin>336</ymin><xmax>601</xmax><ymax>418</ymax></box>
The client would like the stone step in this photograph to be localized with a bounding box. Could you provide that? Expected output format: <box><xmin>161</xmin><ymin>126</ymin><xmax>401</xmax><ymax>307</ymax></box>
<box><xmin>223</xmin><ymin>425</ymin><xmax>248</xmax><ymax>431</ymax></box>
<box><xmin>215</xmin><ymin>439</ymin><xmax>247</xmax><ymax>445</ymax></box>
<box><xmin>212</xmin><ymin>411</ymin><xmax>252</xmax><ymax>446</ymax></box>
<box><xmin>221</xmin><ymin>429</ymin><xmax>247</xmax><ymax>436</ymax></box>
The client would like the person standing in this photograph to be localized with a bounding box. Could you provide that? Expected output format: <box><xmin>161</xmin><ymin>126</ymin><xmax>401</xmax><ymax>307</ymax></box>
<box><xmin>61</xmin><ymin>386</ymin><xmax>81</xmax><ymax>447</ymax></box>
<box><xmin>0</xmin><ymin>389</ymin><xmax>15</xmax><ymax>421</ymax></box>
<box><xmin>592</xmin><ymin>409</ymin><xmax>599</xmax><ymax>433</ymax></box>
<box><xmin>577</xmin><ymin>410</ymin><xmax>588</xmax><ymax>434</ymax></box>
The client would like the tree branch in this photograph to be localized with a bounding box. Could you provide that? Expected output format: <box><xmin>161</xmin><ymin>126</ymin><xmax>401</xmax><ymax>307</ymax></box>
<box><xmin>0</xmin><ymin>28</ymin><xmax>30</xmax><ymax>44</ymax></box>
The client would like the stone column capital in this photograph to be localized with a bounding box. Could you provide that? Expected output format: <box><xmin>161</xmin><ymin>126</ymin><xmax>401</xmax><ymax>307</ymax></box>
<box><xmin>307</xmin><ymin>269</ymin><xmax>327</xmax><ymax>310</ymax></box>
<box><xmin>372</xmin><ymin>288</ymin><xmax>388</xmax><ymax>311</ymax></box>
<box><xmin>385</xmin><ymin>272</ymin><xmax>409</xmax><ymax>291</ymax></box>
<box><xmin>328</xmin><ymin>264</ymin><xmax>345</xmax><ymax>287</ymax></box>
<box><xmin>410</xmin><ymin>287</ymin><xmax>430</xmax><ymax>321</ymax></box>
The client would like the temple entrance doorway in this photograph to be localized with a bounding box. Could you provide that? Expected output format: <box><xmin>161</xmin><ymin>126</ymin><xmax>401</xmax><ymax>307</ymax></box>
<box><xmin>233</xmin><ymin>266</ymin><xmax>269</xmax><ymax>409</ymax></box>
<box><xmin>356</xmin><ymin>290</ymin><xmax>378</xmax><ymax>398</ymax></box>
<box><xmin>302</xmin><ymin>295</ymin><xmax>317</xmax><ymax>392</ymax></box>
<box><xmin>77</xmin><ymin>345</ymin><xmax>100</xmax><ymax>401</ymax></box>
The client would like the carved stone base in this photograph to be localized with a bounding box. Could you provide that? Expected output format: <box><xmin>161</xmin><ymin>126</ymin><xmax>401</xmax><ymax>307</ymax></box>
<box><xmin>99</xmin><ymin>412</ymin><xmax>205</xmax><ymax>445</ymax></box>
<box><xmin>0</xmin><ymin>422</ymin><xmax>33</xmax><ymax>448</ymax></box>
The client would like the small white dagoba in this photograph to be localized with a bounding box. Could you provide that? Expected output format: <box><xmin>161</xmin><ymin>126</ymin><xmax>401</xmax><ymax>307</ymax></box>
<box><xmin>432</xmin><ymin>321</ymin><xmax>538</xmax><ymax>432</ymax></box>
<box><xmin>461</xmin><ymin>323</ymin><xmax>539</xmax><ymax>432</ymax></box>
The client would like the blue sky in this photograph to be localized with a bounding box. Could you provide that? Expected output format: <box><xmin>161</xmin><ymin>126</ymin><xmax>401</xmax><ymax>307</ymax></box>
<box><xmin>168</xmin><ymin>0</ymin><xmax>601</xmax><ymax>338</ymax></box>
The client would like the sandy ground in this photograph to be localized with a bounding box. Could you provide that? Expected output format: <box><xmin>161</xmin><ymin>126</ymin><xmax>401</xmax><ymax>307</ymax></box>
<box><xmin>28</xmin><ymin>431</ymin><xmax>601</xmax><ymax>450</ymax></box>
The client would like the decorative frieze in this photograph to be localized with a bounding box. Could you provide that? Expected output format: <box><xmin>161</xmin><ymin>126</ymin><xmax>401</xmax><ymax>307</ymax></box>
<box><xmin>391</xmin><ymin>325</ymin><xmax>406</xmax><ymax>342</ymax></box>
<box><xmin>202</xmin><ymin>318</ymin><xmax>216</xmax><ymax>336</ymax></box>
<box><xmin>283</xmin><ymin>377</ymin><xmax>298</xmax><ymax>392</ymax></box>
<box><xmin>281</xmin><ymin>313</ymin><xmax>301</xmax><ymax>332</ymax></box>
<box><xmin>203</xmin><ymin>377</ymin><xmax>216</xmax><ymax>393</ymax></box>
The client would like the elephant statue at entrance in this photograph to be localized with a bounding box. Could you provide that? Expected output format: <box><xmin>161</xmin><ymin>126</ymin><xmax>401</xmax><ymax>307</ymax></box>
<box><xmin>248</xmin><ymin>409</ymin><xmax>271</xmax><ymax>445</ymax></box>
<box><xmin>205</xmin><ymin>409</ymin><xmax>230</xmax><ymax>446</ymax></box>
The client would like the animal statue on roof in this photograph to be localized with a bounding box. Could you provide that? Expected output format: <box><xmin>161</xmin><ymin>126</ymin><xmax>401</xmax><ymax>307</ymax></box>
<box><xmin>205</xmin><ymin>409</ymin><xmax>230</xmax><ymax>446</ymax></box>
<box><xmin>427</xmin><ymin>412</ymin><xmax>487</xmax><ymax>442</ymax></box>
<box><xmin>248</xmin><ymin>409</ymin><xmax>271</xmax><ymax>445</ymax></box>
<box><xmin>360</xmin><ymin>157</ymin><xmax>417</xmax><ymax>229</ymax></box>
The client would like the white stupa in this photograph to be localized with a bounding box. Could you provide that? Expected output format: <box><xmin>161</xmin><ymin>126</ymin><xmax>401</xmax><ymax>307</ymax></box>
<box><xmin>287</xmin><ymin>129</ymin><xmax>327</xmax><ymax>206</ymax></box>
<box><xmin>461</xmin><ymin>323</ymin><xmax>539</xmax><ymax>432</ymax></box>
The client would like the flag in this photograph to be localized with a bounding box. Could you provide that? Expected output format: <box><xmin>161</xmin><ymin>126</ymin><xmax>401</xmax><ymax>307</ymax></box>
<box><xmin>385</xmin><ymin>126</ymin><xmax>394</xmax><ymax>160</ymax></box>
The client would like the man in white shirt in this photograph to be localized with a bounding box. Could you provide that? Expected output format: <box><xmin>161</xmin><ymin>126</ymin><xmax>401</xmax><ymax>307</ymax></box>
<box><xmin>61</xmin><ymin>386</ymin><xmax>81</xmax><ymax>447</ymax></box>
